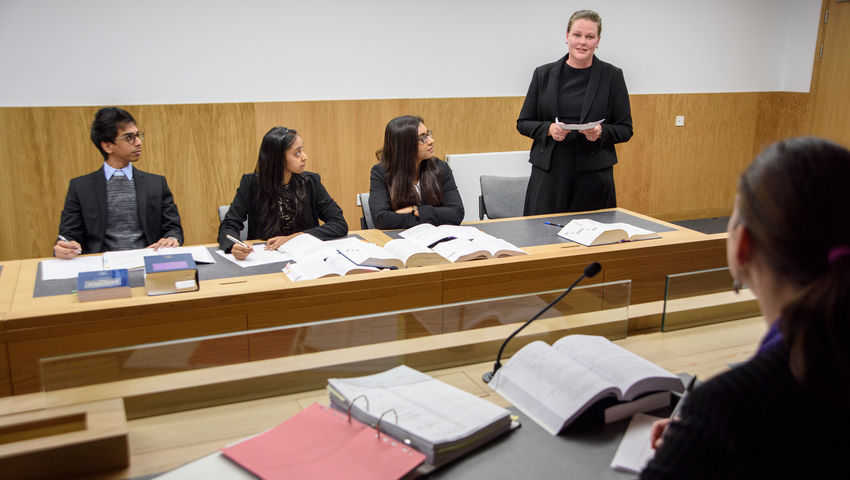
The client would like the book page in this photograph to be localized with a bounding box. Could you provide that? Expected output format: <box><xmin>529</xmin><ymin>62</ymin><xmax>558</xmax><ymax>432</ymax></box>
<box><xmin>399</xmin><ymin>224</ymin><xmax>483</xmax><ymax>247</ymax></box>
<box><xmin>490</xmin><ymin>341</ymin><xmax>619</xmax><ymax>435</ymax></box>
<box><xmin>276</xmin><ymin>233</ymin><xmax>326</xmax><ymax>261</ymax></box>
<box><xmin>328</xmin><ymin>366</ymin><xmax>510</xmax><ymax>446</ymax></box>
<box><xmin>552</xmin><ymin>335</ymin><xmax>682</xmax><ymax>400</ymax></box>
<box><xmin>431</xmin><ymin>238</ymin><xmax>488</xmax><ymax>262</ymax></box>
<box><xmin>383</xmin><ymin>239</ymin><xmax>435</xmax><ymax>265</ymax></box>
<box><xmin>554</xmin><ymin>118</ymin><xmax>604</xmax><ymax>131</ymax></box>
<box><xmin>610</xmin><ymin>412</ymin><xmax>659</xmax><ymax>473</ymax></box>
<box><xmin>40</xmin><ymin>255</ymin><xmax>105</xmax><ymax>280</ymax></box>
<box><xmin>282</xmin><ymin>258</ymin><xmax>338</xmax><ymax>281</ymax></box>
<box><xmin>336</xmin><ymin>242</ymin><xmax>403</xmax><ymax>269</ymax></box>
<box><xmin>215</xmin><ymin>244</ymin><xmax>292</xmax><ymax>268</ymax></box>
<box><xmin>471</xmin><ymin>235</ymin><xmax>526</xmax><ymax>257</ymax></box>
<box><xmin>325</xmin><ymin>253</ymin><xmax>379</xmax><ymax>275</ymax></box>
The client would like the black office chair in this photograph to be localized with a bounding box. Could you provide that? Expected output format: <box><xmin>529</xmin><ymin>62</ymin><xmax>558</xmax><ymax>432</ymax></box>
<box><xmin>478</xmin><ymin>175</ymin><xmax>529</xmax><ymax>220</ymax></box>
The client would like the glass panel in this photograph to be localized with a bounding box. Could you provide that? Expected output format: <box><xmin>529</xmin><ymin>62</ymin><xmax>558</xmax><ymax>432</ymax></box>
<box><xmin>662</xmin><ymin>267</ymin><xmax>759</xmax><ymax>331</ymax></box>
<box><xmin>39</xmin><ymin>280</ymin><xmax>630</xmax><ymax>414</ymax></box>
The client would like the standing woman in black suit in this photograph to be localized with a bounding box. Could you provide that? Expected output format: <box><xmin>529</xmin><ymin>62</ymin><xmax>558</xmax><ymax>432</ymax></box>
<box><xmin>369</xmin><ymin>115</ymin><xmax>464</xmax><ymax>229</ymax></box>
<box><xmin>218</xmin><ymin>126</ymin><xmax>347</xmax><ymax>260</ymax></box>
<box><xmin>642</xmin><ymin>137</ymin><xmax>850</xmax><ymax>479</ymax></box>
<box><xmin>517</xmin><ymin>9</ymin><xmax>632</xmax><ymax>215</ymax></box>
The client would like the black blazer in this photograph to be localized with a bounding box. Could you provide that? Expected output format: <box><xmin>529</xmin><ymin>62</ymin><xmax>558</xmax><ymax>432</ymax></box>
<box><xmin>58</xmin><ymin>166</ymin><xmax>184</xmax><ymax>254</ymax></box>
<box><xmin>641</xmin><ymin>344</ymin><xmax>850</xmax><ymax>479</ymax></box>
<box><xmin>369</xmin><ymin>159</ymin><xmax>464</xmax><ymax>230</ymax></box>
<box><xmin>517</xmin><ymin>54</ymin><xmax>632</xmax><ymax>172</ymax></box>
<box><xmin>218</xmin><ymin>172</ymin><xmax>348</xmax><ymax>252</ymax></box>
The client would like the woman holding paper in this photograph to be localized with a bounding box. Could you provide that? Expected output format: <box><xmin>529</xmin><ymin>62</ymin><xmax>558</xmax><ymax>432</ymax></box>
<box><xmin>218</xmin><ymin>126</ymin><xmax>347</xmax><ymax>260</ymax></box>
<box><xmin>369</xmin><ymin>115</ymin><xmax>464</xmax><ymax>229</ymax></box>
<box><xmin>517</xmin><ymin>9</ymin><xmax>632</xmax><ymax>215</ymax></box>
<box><xmin>642</xmin><ymin>137</ymin><xmax>850</xmax><ymax>478</ymax></box>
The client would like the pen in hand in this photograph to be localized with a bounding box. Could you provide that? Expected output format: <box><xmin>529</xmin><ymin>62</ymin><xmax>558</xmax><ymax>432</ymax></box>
<box><xmin>544</xmin><ymin>221</ymin><xmax>566</xmax><ymax>228</ymax></box>
<box><xmin>57</xmin><ymin>235</ymin><xmax>82</xmax><ymax>255</ymax></box>
<box><xmin>670</xmin><ymin>375</ymin><xmax>697</xmax><ymax>420</ymax></box>
<box><xmin>226</xmin><ymin>235</ymin><xmax>250</xmax><ymax>249</ymax></box>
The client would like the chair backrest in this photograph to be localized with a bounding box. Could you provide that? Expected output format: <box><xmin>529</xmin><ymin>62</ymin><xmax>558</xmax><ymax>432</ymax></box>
<box><xmin>479</xmin><ymin>175</ymin><xmax>529</xmax><ymax>220</ymax></box>
<box><xmin>445</xmin><ymin>151</ymin><xmax>531</xmax><ymax>223</ymax></box>
<box><xmin>218</xmin><ymin>205</ymin><xmax>249</xmax><ymax>241</ymax></box>
<box><xmin>358</xmin><ymin>192</ymin><xmax>375</xmax><ymax>229</ymax></box>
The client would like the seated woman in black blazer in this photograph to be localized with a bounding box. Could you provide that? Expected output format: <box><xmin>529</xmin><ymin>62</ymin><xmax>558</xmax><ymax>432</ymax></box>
<box><xmin>642</xmin><ymin>137</ymin><xmax>850</xmax><ymax>479</ymax></box>
<box><xmin>369</xmin><ymin>115</ymin><xmax>464</xmax><ymax>229</ymax></box>
<box><xmin>218</xmin><ymin>126</ymin><xmax>347</xmax><ymax>260</ymax></box>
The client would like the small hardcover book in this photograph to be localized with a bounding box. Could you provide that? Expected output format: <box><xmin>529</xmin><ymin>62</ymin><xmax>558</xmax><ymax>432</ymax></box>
<box><xmin>143</xmin><ymin>253</ymin><xmax>199</xmax><ymax>296</ymax></box>
<box><xmin>76</xmin><ymin>269</ymin><xmax>131</xmax><ymax>302</ymax></box>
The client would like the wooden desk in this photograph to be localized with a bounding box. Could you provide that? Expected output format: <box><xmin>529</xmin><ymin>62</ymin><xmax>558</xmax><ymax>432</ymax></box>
<box><xmin>2</xmin><ymin>209</ymin><xmax>727</xmax><ymax>394</ymax></box>
<box><xmin>0</xmin><ymin>261</ymin><xmax>22</xmax><ymax>396</ymax></box>
<box><xmin>0</xmin><ymin>317</ymin><xmax>765</xmax><ymax>479</ymax></box>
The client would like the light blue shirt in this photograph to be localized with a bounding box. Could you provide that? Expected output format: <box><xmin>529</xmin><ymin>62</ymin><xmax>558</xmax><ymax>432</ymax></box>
<box><xmin>103</xmin><ymin>163</ymin><xmax>134</xmax><ymax>181</ymax></box>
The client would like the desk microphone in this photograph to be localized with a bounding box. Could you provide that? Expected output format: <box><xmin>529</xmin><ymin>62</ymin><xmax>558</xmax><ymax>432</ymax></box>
<box><xmin>482</xmin><ymin>261</ymin><xmax>601</xmax><ymax>384</ymax></box>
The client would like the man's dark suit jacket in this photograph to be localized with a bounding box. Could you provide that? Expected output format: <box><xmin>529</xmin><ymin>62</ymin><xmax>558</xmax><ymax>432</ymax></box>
<box><xmin>217</xmin><ymin>172</ymin><xmax>348</xmax><ymax>252</ymax></box>
<box><xmin>58</xmin><ymin>166</ymin><xmax>184</xmax><ymax>254</ymax></box>
<box><xmin>517</xmin><ymin>54</ymin><xmax>633</xmax><ymax>173</ymax></box>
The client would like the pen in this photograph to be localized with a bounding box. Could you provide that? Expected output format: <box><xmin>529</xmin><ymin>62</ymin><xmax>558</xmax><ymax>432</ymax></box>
<box><xmin>670</xmin><ymin>375</ymin><xmax>697</xmax><ymax>420</ymax></box>
<box><xmin>57</xmin><ymin>235</ymin><xmax>82</xmax><ymax>255</ymax></box>
<box><xmin>226</xmin><ymin>235</ymin><xmax>249</xmax><ymax>249</ymax></box>
<box><xmin>544</xmin><ymin>221</ymin><xmax>565</xmax><ymax>228</ymax></box>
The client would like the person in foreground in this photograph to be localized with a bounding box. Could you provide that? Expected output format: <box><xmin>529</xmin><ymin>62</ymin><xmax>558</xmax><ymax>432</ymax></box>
<box><xmin>517</xmin><ymin>9</ymin><xmax>632</xmax><ymax>215</ymax></box>
<box><xmin>641</xmin><ymin>137</ymin><xmax>850</xmax><ymax>479</ymax></box>
<box><xmin>218</xmin><ymin>126</ymin><xmax>347</xmax><ymax>260</ymax></box>
<box><xmin>369</xmin><ymin>115</ymin><xmax>464</xmax><ymax>229</ymax></box>
<box><xmin>54</xmin><ymin>107</ymin><xmax>183</xmax><ymax>259</ymax></box>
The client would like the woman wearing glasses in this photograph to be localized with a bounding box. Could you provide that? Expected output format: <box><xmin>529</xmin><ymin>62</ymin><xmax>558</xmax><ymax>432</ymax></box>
<box><xmin>218</xmin><ymin>126</ymin><xmax>347</xmax><ymax>260</ymax></box>
<box><xmin>368</xmin><ymin>115</ymin><xmax>464</xmax><ymax>229</ymax></box>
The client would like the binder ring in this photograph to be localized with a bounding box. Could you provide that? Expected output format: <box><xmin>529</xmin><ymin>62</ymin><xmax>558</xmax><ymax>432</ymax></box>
<box><xmin>375</xmin><ymin>408</ymin><xmax>398</xmax><ymax>439</ymax></box>
<box><xmin>347</xmin><ymin>394</ymin><xmax>369</xmax><ymax>423</ymax></box>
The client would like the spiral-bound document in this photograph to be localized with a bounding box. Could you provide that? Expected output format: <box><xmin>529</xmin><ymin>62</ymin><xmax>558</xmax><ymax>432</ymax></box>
<box><xmin>222</xmin><ymin>403</ymin><xmax>425</xmax><ymax>480</ymax></box>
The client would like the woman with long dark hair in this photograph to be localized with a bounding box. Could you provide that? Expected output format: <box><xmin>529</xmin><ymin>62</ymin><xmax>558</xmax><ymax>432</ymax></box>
<box><xmin>642</xmin><ymin>137</ymin><xmax>850</xmax><ymax>478</ymax></box>
<box><xmin>218</xmin><ymin>126</ymin><xmax>347</xmax><ymax>260</ymax></box>
<box><xmin>368</xmin><ymin>115</ymin><xmax>464</xmax><ymax>229</ymax></box>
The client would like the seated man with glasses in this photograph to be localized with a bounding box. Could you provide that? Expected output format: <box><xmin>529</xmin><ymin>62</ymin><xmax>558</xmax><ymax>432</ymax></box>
<box><xmin>54</xmin><ymin>107</ymin><xmax>184</xmax><ymax>258</ymax></box>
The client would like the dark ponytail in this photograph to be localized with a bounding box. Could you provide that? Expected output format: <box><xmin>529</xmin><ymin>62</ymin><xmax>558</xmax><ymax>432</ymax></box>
<box><xmin>738</xmin><ymin>137</ymin><xmax>850</xmax><ymax>401</ymax></box>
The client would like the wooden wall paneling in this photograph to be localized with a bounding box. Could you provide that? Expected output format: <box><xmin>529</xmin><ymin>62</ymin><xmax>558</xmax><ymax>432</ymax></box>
<box><xmin>752</xmin><ymin>92</ymin><xmax>811</xmax><ymax>156</ymax></box>
<box><xmin>647</xmin><ymin>93</ymin><xmax>758</xmax><ymax>220</ymax></box>
<box><xmin>808</xmin><ymin>0</ymin><xmax>850</xmax><ymax>147</ymax></box>
<box><xmin>0</xmin><ymin>106</ymin><xmax>100</xmax><ymax>260</ymax></box>
<box><xmin>134</xmin><ymin>103</ymin><xmax>258</xmax><ymax>246</ymax></box>
<box><xmin>615</xmin><ymin>94</ymin><xmax>658</xmax><ymax>213</ymax></box>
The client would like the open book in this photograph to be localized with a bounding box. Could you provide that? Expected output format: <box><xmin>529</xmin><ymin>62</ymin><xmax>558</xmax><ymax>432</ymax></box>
<box><xmin>337</xmin><ymin>238</ymin><xmax>449</xmax><ymax>269</ymax></box>
<box><xmin>283</xmin><ymin>253</ymin><xmax>378</xmax><ymax>281</ymax></box>
<box><xmin>328</xmin><ymin>365</ymin><xmax>513</xmax><ymax>468</ymax></box>
<box><xmin>490</xmin><ymin>335</ymin><xmax>683</xmax><ymax>435</ymax></box>
<box><xmin>399</xmin><ymin>224</ymin><xmax>527</xmax><ymax>262</ymax></box>
<box><xmin>556</xmin><ymin>219</ymin><xmax>659</xmax><ymax>246</ymax></box>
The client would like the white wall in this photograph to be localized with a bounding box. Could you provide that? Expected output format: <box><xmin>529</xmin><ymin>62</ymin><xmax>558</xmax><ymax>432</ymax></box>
<box><xmin>0</xmin><ymin>0</ymin><xmax>822</xmax><ymax>107</ymax></box>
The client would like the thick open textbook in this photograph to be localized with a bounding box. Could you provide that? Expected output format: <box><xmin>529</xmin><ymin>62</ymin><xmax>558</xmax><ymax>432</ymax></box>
<box><xmin>337</xmin><ymin>238</ymin><xmax>449</xmax><ymax>269</ymax></box>
<box><xmin>328</xmin><ymin>365</ymin><xmax>513</xmax><ymax>467</ymax></box>
<box><xmin>490</xmin><ymin>335</ymin><xmax>683</xmax><ymax>435</ymax></box>
<box><xmin>557</xmin><ymin>218</ymin><xmax>659</xmax><ymax>246</ymax></box>
<box><xmin>399</xmin><ymin>224</ymin><xmax>526</xmax><ymax>262</ymax></box>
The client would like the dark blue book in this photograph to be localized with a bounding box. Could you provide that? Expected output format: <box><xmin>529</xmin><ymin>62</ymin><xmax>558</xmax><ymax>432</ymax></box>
<box><xmin>76</xmin><ymin>269</ymin><xmax>131</xmax><ymax>302</ymax></box>
<box><xmin>143</xmin><ymin>253</ymin><xmax>199</xmax><ymax>296</ymax></box>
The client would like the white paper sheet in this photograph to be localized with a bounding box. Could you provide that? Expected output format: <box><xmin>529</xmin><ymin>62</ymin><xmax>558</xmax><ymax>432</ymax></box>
<box><xmin>40</xmin><ymin>256</ymin><xmax>105</xmax><ymax>281</ymax></box>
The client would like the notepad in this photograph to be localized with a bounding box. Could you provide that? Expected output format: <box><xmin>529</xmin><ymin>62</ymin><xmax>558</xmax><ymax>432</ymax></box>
<box><xmin>222</xmin><ymin>403</ymin><xmax>425</xmax><ymax>480</ymax></box>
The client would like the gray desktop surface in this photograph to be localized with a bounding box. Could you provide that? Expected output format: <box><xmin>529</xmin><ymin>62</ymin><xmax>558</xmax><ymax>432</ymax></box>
<box><xmin>429</xmin><ymin>406</ymin><xmax>639</xmax><ymax>479</ymax></box>
<box><xmin>384</xmin><ymin>211</ymin><xmax>675</xmax><ymax>248</ymax></box>
<box><xmin>33</xmin><ymin>235</ymin><xmax>366</xmax><ymax>298</ymax></box>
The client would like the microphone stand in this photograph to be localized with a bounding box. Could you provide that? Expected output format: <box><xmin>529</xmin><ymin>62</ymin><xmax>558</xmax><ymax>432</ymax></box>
<box><xmin>482</xmin><ymin>262</ymin><xmax>601</xmax><ymax>383</ymax></box>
